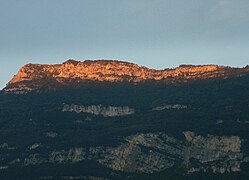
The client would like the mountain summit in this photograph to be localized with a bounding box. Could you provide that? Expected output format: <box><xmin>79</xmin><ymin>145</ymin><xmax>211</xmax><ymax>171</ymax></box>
<box><xmin>3</xmin><ymin>59</ymin><xmax>249</xmax><ymax>94</ymax></box>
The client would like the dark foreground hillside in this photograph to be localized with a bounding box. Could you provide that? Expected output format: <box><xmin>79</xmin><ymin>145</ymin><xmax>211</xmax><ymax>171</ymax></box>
<box><xmin>1</xmin><ymin>75</ymin><xmax>249</xmax><ymax>179</ymax></box>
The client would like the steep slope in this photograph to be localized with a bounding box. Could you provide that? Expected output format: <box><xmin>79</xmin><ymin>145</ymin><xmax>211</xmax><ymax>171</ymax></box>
<box><xmin>3</xmin><ymin>59</ymin><xmax>249</xmax><ymax>94</ymax></box>
<box><xmin>1</xmin><ymin>75</ymin><xmax>249</xmax><ymax>179</ymax></box>
<box><xmin>1</xmin><ymin>60</ymin><xmax>249</xmax><ymax>179</ymax></box>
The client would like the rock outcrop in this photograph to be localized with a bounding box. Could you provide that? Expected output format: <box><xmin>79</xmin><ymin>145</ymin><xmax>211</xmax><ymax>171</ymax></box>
<box><xmin>95</xmin><ymin>132</ymin><xmax>245</xmax><ymax>174</ymax></box>
<box><xmin>22</xmin><ymin>147</ymin><xmax>86</xmax><ymax>166</ymax></box>
<box><xmin>3</xmin><ymin>59</ymin><xmax>249</xmax><ymax>93</ymax></box>
<box><xmin>2</xmin><ymin>132</ymin><xmax>247</xmax><ymax>175</ymax></box>
<box><xmin>152</xmin><ymin>104</ymin><xmax>188</xmax><ymax>111</ymax></box>
<box><xmin>183</xmin><ymin>131</ymin><xmax>243</xmax><ymax>173</ymax></box>
<box><xmin>62</xmin><ymin>104</ymin><xmax>135</xmax><ymax>117</ymax></box>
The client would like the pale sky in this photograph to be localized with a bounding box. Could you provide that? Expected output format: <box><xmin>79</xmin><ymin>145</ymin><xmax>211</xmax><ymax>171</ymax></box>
<box><xmin>1</xmin><ymin>0</ymin><xmax>249</xmax><ymax>89</ymax></box>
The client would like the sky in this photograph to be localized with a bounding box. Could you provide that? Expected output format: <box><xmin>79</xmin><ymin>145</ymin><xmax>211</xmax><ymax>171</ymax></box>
<box><xmin>1</xmin><ymin>0</ymin><xmax>249</xmax><ymax>89</ymax></box>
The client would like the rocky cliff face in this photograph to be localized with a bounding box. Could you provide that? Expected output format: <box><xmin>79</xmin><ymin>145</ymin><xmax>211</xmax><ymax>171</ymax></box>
<box><xmin>96</xmin><ymin>132</ymin><xmax>245</xmax><ymax>174</ymax></box>
<box><xmin>3</xmin><ymin>59</ymin><xmax>249</xmax><ymax>94</ymax></box>
<box><xmin>2</xmin><ymin>132</ymin><xmax>247</xmax><ymax>175</ymax></box>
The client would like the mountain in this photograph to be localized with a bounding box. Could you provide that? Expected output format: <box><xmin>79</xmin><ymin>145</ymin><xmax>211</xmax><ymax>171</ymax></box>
<box><xmin>3</xmin><ymin>59</ymin><xmax>249</xmax><ymax>94</ymax></box>
<box><xmin>1</xmin><ymin>59</ymin><xmax>249</xmax><ymax>179</ymax></box>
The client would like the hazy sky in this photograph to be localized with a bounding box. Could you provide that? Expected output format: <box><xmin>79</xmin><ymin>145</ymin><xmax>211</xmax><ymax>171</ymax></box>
<box><xmin>1</xmin><ymin>0</ymin><xmax>249</xmax><ymax>89</ymax></box>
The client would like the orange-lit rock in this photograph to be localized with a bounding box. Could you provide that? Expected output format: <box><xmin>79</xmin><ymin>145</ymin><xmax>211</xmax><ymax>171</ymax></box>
<box><xmin>3</xmin><ymin>59</ymin><xmax>249</xmax><ymax>93</ymax></box>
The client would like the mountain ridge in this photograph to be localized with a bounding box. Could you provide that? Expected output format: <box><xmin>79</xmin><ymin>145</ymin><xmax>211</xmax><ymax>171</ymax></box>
<box><xmin>1</xmin><ymin>59</ymin><xmax>249</xmax><ymax>179</ymax></box>
<box><xmin>3</xmin><ymin>59</ymin><xmax>249</xmax><ymax>94</ymax></box>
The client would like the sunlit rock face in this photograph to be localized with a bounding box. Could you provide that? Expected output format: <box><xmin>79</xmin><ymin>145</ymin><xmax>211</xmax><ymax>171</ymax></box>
<box><xmin>62</xmin><ymin>104</ymin><xmax>135</xmax><ymax>117</ymax></box>
<box><xmin>3</xmin><ymin>59</ymin><xmax>249</xmax><ymax>93</ymax></box>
